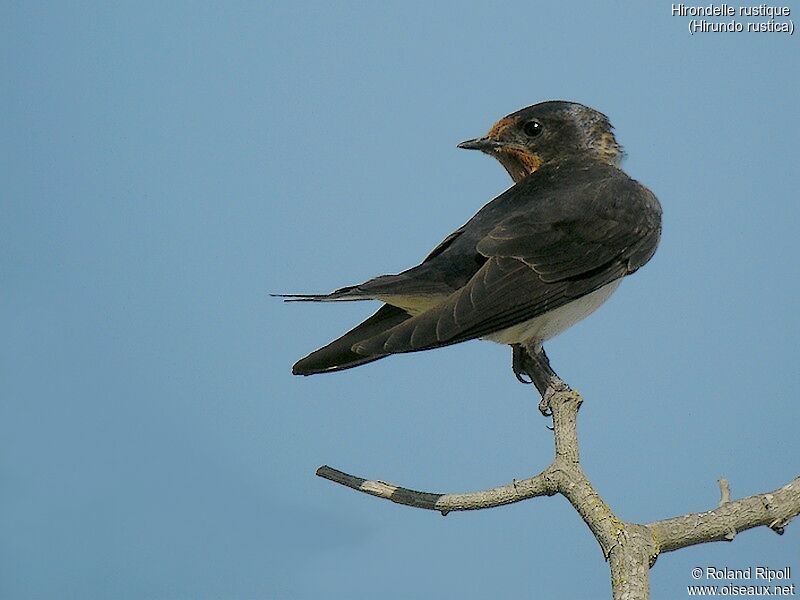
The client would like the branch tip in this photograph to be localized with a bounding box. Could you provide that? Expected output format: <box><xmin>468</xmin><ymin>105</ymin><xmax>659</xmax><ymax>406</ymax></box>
<box><xmin>718</xmin><ymin>478</ymin><xmax>731</xmax><ymax>505</ymax></box>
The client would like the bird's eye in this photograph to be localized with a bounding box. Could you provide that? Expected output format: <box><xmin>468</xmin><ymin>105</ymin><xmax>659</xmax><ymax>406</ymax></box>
<box><xmin>522</xmin><ymin>120</ymin><xmax>542</xmax><ymax>137</ymax></box>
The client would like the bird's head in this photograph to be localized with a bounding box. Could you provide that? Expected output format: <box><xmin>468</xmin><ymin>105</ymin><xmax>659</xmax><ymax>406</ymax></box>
<box><xmin>458</xmin><ymin>101</ymin><xmax>624</xmax><ymax>183</ymax></box>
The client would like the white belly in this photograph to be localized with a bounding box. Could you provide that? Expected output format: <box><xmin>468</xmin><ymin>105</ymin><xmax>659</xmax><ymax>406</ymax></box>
<box><xmin>482</xmin><ymin>280</ymin><xmax>622</xmax><ymax>345</ymax></box>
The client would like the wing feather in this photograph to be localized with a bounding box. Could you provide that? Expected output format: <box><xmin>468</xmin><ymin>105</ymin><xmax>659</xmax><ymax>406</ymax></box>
<box><xmin>354</xmin><ymin>172</ymin><xmax>661</xmax><ymax>356</ymax></box>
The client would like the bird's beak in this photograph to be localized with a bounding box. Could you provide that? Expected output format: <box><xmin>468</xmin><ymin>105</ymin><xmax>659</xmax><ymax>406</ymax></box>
<box><xmin>457</xmin><ymin>137</ymin><xmax>502</xmax><ymax>151</ymax></box>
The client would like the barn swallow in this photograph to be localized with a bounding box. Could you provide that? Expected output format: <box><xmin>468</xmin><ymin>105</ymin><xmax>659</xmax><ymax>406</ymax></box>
<box><xmin>277</xmin><ymin>101</ymin><xmax>662</xmax><ymax>413</ymax></box>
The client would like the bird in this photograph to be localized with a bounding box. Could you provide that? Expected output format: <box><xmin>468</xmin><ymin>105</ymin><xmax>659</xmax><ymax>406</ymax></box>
<box><xmin>277</xmin><ymin>100</ymin><xmax>662</xmax><ymax>413</ymax></box>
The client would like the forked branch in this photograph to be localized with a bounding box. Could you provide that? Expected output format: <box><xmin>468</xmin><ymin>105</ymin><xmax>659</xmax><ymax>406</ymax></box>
<box><xmin>316</xmin><ymin>387</ymin><xmax>799</xmax><ymax>599</ymax></box>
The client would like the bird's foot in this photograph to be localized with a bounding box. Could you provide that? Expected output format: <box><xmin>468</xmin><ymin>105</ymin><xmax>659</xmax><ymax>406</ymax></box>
<box><xmin>516</xmin><ymin>343</ymin><xmax>573</xmax><ymax>416</ymax></box>
<box><xmin>538</xmin><ymin>378</ymin><xmax>572</xmax><ymax>417</ymax></box>
<box><xmin>512</xmin><ymin>344</ymin><xmax>533</xmax><ymax>384</ymax></box>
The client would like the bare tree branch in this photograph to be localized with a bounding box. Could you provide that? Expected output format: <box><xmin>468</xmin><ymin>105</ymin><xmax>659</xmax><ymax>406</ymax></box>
<box><xmin>315</xmin><ymin>465</ymin><xmax>557</xmax><ymax>514</ymax></box>
<box><xmin>315</xmin><ymin>383</ymin><xmax>800</xmax><ymax>599</ymax></box>
<box><xmin>649</xmin><ymin>476</ymin><xmax>800</xmax><ymax>553</ymax></box>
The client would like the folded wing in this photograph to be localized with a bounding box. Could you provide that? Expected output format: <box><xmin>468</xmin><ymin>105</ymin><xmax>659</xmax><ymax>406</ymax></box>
<box><xmin>353</xmin><ymin>179</ymin><xmax>661</xmax><ymax>355</ymax></box>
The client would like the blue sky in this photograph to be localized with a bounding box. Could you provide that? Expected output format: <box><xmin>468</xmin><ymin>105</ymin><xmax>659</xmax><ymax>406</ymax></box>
<box><xmin>2</xmin><ymin>2</ymin><xmax>798</xmax><ymax>598</ymax></box>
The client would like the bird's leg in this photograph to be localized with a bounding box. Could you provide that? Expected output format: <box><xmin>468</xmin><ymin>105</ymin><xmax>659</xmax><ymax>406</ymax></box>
<box><xmin>520</xmin><ymin>343</ymin><xmax>571</xmax><ymax>416</ymax></box>
<box><xmin>511</xmin><ymin>344</ymin><xmax>533</xmax><ymax>384</ymax></box>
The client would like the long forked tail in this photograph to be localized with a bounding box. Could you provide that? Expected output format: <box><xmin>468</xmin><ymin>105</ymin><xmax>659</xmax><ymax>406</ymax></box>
<box><xmin>271</xmin><ymin>284</ymin><xmax>375</xmax><ymax>303</ymax></box>
<box><xmin>292</xmin><ymin>304</ymin><xmax>411</xmax><ymax>375</ymax></box>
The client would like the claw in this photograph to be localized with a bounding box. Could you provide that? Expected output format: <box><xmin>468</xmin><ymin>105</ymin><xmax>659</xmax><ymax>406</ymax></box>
<box><xmin>516</xmin><ymin>372</ymin><xmax>533</xmax><ymax>384</ymax></box>
<box><xmin>511</xmin><ymin>344</ymin><xmax>533</xmax><ymax>384</ymax></box>
<box><xmin>538</xmin><ymin>387</ymin><xmax>557</xmax><ymax>416</ymax></box>
<box><xmin>538</xmin><ymin>379</ymin><xmax>571</xmax><ymax>416</ymax></box>
<box><xmin>538</xmin><ymin>398</ymin><xmax>553</xmax><ymax>417</ymax></box>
